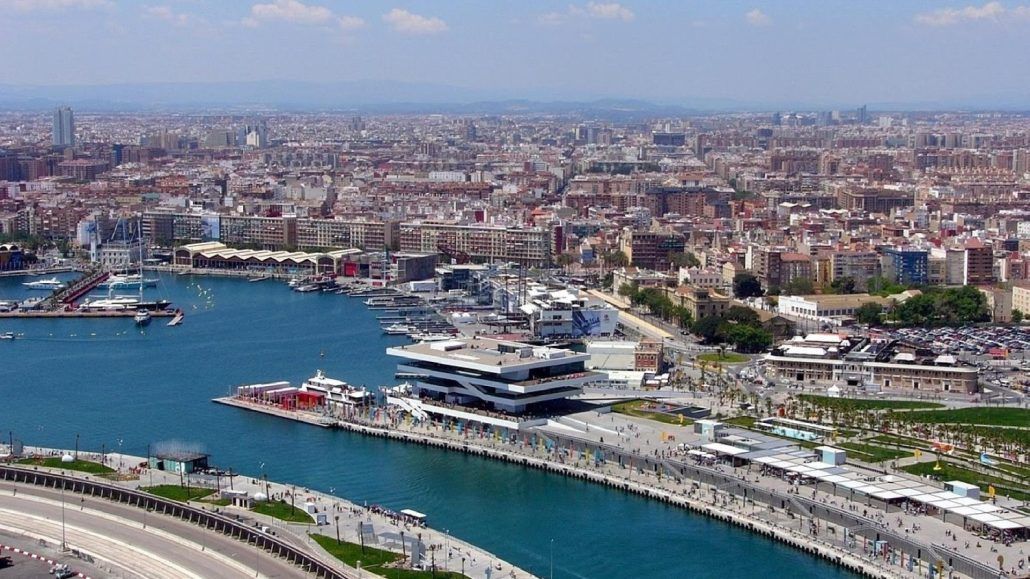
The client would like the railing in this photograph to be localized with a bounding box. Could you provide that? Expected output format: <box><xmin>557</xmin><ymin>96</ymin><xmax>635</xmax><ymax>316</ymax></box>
<box><xmin>0</xmin><ymin>465</ymin><xmax>353</xmax><ymax>579</ymax></box>
<box><xmin>532</xmin><ymin>429</ymin><xmax>1001</xmax><ymax>579</ymax></box>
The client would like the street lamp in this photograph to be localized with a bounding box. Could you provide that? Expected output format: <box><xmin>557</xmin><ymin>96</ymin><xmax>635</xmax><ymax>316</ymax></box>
<box><xmin>60</xmin><ymin>473</ymin><xmax>67</xmax><ymax>551</ymax></box>
<box><xmin>335</xmin><ymin>515</ymin><xmax>341</xmax><ymax>544</ymax></box>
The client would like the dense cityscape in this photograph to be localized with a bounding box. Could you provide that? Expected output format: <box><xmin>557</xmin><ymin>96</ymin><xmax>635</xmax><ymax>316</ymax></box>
<box><xmin>1</xmin><ymin>1</ymin><xmax>1029</xmax><ymax>579</ymax></box>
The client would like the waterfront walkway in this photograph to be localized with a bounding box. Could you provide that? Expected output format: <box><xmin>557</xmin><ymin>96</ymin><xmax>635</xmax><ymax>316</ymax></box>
<box><xmin>215</xmin><ymin>397</ymin><xmax>1029</xmax><ymax>579</ymax></box>
<box><xmin>12</xmin><ymin>445</ymin><xmax>534</xmax><ymax>579</ymax></box>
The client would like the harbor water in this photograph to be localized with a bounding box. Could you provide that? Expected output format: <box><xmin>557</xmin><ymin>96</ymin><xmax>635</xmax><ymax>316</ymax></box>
<box><xmin>0</xmin><ymin>273</ymin><xmax>857</xmax><ymax>578</ymax></box>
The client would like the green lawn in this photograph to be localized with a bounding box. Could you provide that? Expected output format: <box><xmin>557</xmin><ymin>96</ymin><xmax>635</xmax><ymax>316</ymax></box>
<box><xmin>17</xmin><ymin>457</ymin><xmax>115</xmax><ymax>474</ymax></box>
<box><xmin>797</xmin><ymin>395</ymin><xmax>943</xmax><ymax>412</ymax></box>
<box><xmin>696</xmin><ymin>352</ymin><xmax>749</xmax><ymax>364</ymax></box>
<box><xmin>899</xmin><ymin>407</ymin><xmax>1030</xmax><ymax>427</ymax></box>
<box><xmin>251</xmin><ymin>500</ymin><xmax>313</xmax><ymax>523</ymax></box>
<box><xmin>836</xmin><ymin>442</ymin><xmax>911</xmax><ymax>463</ymax></box>
<box><xmin>867</xmin><ymin>434</ymin><xmax>928</xmax><ymax>448</ymax></box>
<box><xmin>311</xmin><ymin>534</ymin><xmax>467</xmax><ymax>579</ymax></box>
<box><xmin>611</xmin><ymin>400</ymin><xmax>693</xmax><ymax>426</ymax></box>
<box><xmin>141</xmin><ymin>485</ymin><xmax>215</xmax><ymax>502</ymax></box>
<box><xmin>901</xmin><ymin>461</ymin><xmax>1030</xmax><ymax>502</ymax></box>
<box><xmin>722</xmin><ymin>416</ymin><xmax>756</xmax><ymax>428</ymax></box>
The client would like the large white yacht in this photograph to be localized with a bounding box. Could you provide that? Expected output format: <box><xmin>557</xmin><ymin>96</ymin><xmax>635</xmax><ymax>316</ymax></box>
<box><xmin>22</xmin><ymin>277</ymin><xmax>66</xmax><ymax>290</ymax></box>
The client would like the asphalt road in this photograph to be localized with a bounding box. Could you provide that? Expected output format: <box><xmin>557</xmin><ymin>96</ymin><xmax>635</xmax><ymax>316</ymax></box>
<box><xmin>0</xmin><ymin>482</ymin><xmax>307</xmax><ymax>578</ymax></box>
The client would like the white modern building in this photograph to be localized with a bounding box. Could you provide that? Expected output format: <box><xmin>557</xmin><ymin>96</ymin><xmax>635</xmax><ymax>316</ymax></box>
<box><xmin>387</xmin><ymin>337</ymin><xmax>599</xmax><ymax>415</ymax></box>
<box><xmin>495</xmin><ymin>282</ymin><xmax>618</xmax><ymax>338</ymax></box>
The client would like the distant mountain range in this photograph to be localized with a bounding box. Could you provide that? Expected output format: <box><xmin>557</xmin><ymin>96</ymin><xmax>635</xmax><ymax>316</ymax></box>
<box><xmin>0</xmin><ymin>80</ymin><xmax>1026</xmax><ymax>114</ymax></box>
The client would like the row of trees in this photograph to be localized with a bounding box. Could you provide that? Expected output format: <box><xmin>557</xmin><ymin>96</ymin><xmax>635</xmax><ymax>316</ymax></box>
<box><xmin>619</xmin><ymin>282</ymin><xmax>774</xmax><ymax>353</ymax></box>
<box><xmin>852</xmin><ymin>285</ymin><xmax>992</xmax><ymax>326</ymax></box>
<box><xmin>691</xmin><ymin>306</ymin><xmax>774</xmax><ymax>353</ymax></box>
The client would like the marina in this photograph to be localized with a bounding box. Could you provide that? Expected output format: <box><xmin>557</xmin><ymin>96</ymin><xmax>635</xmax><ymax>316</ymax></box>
<box><xmin>0</xmin><ymin>272</ymin><xmax>863</xmax><ymax>579</ymax></box>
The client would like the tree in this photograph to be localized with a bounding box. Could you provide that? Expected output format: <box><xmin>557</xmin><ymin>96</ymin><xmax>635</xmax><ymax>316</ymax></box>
<box><xmin>867</xmin><ymin>276</ymin><xmax>906</xmax><ymax>296</ymax></box>
<box><xmin>1013</xmin><ymin>309</ymin><xmax>1024</xmax><ymax>324</ymax></box>
<box><xmin>669</xmin><ymin>252</ymin><xmax>701</xmax><ymax>269</ymax></box>
<box><xmin>692</xmin><ymin>315</ymin><xmax>725</xmax><ymax>344</ymax></box>
<box><xmin>555</xmin><ymin>253</ymin><xmax>575</xmax><ymax>270</ymax></box>
<box><xmin>617</xmin><ymin>281</ymin><xmax>638</xmax><ymax>299</ymax></box>
<box><xmin>732</xmin><ymin>273</ymin><xmax>763</xmax><ymax>299</ymax></box>
<box><xmin>829</xmin><ymin>276</ymin><xmax>857</xmax><ymax>295</ymax></box>
<box><xmin>726</xmin><ymin>324</ymin><xmax>772</xmax><ymax>353</ymax></box>
<box><xmin>854</xmin><ymin>302</ymin><xmax>884</xmax><ymax>325</ymax></box>
<box><xmin>723</xmin><ymin>305</ymin><xmax>760</xmax><ymax>326</ymax></box>
<box><xmin>603</xmin><ymin>250</ymin><xmax>629</xmax><ymax>268</ymax></box>
<box><xmin>782</xmin><ymin>277</ymin><xmax>814</xmax><ymax>296</ymax></box>
<box><xmin>676</xmin><ymin>307</ymin><xmax>693</xmax><ymax>329</ymax></box>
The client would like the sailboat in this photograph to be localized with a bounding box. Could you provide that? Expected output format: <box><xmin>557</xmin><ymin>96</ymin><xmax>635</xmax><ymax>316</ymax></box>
<box><xmin>131</xmin><ymin>219</ymin><xmax>151</xmax><ymax>327</ymax></box>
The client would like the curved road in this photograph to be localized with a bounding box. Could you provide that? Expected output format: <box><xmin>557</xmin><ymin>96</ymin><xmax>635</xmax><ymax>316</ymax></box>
<box><xmin>0</xmin><ymin>483</ymin><xmax>307</xmax><ymax>578</ymax></box>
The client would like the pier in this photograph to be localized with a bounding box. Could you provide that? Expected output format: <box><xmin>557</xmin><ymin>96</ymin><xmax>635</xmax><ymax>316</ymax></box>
<box><xmin>0</xmin><ymin>309</ymin><xmax>175</xmax><ymax>319</ymax></box>
<box><xmin>52</xmin><ymin>270</ymin><xmax>109</xmax><ymax>306</ymax></box>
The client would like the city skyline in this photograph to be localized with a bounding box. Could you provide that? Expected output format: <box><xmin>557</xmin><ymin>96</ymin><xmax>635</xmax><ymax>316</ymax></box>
<box><xmin>1</xmin><ymin>0</ymin><xmax>1029</xmax><ymax>109</ymax></box>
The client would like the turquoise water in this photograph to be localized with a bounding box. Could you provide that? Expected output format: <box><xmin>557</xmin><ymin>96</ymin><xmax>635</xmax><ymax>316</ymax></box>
<box><xmin>0</xmin><ymin>273</ymin><xmax>856</xmax><ymax>579</ymax></box>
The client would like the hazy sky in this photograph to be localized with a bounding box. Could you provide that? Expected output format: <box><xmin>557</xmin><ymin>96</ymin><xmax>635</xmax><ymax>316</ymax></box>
<box><xmin>1</xmin><ymin>0</ymin><xmax>1028</xmax><ymax>105</ymax></box>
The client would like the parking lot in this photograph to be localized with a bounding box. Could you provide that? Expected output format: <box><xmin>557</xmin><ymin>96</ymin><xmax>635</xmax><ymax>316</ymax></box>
<box><xmin>880</xmin><ymin>325</ymin><xmax>1030</xmax><ymax>358</ymax></box>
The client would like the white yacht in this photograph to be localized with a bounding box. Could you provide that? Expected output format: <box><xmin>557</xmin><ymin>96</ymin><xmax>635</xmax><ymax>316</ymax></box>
<box><xmin>298</xmin><ymin>370</ymin><xmax>369</xmax><ymax>407</ymax></box>
<box><xmin>409</xmin><ymin>332</ymin><xmax>455</xmax><ymax>342</ymax></box>
<box><xmin>383</xmin><ymin>324</ymin><xmax>413</xmax><ymax>335</ymax></box>
<box><xmin>133</xmin><ymin>309</ymin><xmax>151</xmax><ymax>326</ymax></box>
<box><xmin>99</xmin><ymin>274</ymin><xmax>158</xmax><ymax>290</ymax></box>
<box><xmin>22</xmin><ymin>277</ymin><xmax>65</xmax><ymax>290</ymax></box>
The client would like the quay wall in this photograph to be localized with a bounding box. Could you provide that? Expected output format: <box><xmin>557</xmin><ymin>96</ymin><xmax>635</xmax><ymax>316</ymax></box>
<box><xmin>327</xmin><ymin>419</ymin><xmax>903</xmax><ymax>579</ymax></box>
<box><xmin>226</xmin><ymin>396</ymin><xmax>998</xmax><ymax>579</ymax></box>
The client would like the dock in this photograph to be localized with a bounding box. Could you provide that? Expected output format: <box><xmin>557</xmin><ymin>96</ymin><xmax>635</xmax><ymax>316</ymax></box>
<box><xmin>0</xmin><ymin>309</ymin><xmax>175</xmax><ymax>319</ymax></box>
<box><xmin>212</xmin><ymin>396</ymin><xmax>337</xmax><ymax>427</ymax></box>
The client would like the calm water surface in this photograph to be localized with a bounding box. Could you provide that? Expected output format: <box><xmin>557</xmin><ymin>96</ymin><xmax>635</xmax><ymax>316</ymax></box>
<box><xmin>0</xmin><ymin>273</ymin><xmax>856</xmax><ymax>579</ymax></box>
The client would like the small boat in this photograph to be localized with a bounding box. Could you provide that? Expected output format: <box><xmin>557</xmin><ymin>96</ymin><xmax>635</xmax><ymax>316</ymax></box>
<box><xmin>23</xmin><ymin>277</ymin><xmax>65</xmax><ymax>290</ymax></box>
<box><xmin>248</xmin><ymin>275</ymin><xmax>271</xmax><ymax>283</ymax></box>
<box><xmin>133</xmin><ymin>309</ymin><xmax>152</xmax><ymax>326</ymax></box>
<box><xmin>409</xmin><ymin>333</ymin><xmax>454</xmax><ymax>342</ymax></box>
<box><xmin>98</xmin><ymin>273</ymin><xmax>158</xmax><ymax>290</ymax></box>
<box><xmin>0</xmin><ymin>332</ymin><xmax>15</xmax><ymax>340</ymax></box>
<box><xmin>383</xmin><ymin>324</ymin><xmax>413</xmax><ymax>335</ymax></box>
<box><xmin>294</xmin><ymin>283</ymin><xmax>321</xmax><ymax>293</ymax></box>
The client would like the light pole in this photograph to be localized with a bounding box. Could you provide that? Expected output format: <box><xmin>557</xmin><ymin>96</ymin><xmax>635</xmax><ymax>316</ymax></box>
<box><xmin>335</xmin><ymin>515</ymin><xmax>340</xmax><ymax>544</ymax></box>
<box><xmin>60</xmin><ymin>473</ymin><xmax>67</xmax><ymax>551</ymax></box>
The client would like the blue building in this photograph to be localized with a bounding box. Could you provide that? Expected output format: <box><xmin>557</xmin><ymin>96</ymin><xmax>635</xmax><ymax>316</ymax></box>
<box><xmin>883</xmin><ymin>248</ymin><xmax>928</xmax><ymax>285</ymax></box>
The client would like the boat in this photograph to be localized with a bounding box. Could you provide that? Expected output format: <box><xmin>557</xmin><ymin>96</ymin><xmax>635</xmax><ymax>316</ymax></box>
<box><xmin>294</xmin><ymin>283</ymin><xmax>321</xmax><ymax>293</ymax></box>
<box><xmin>298</xmin><ymin>369</ymin><xmax>370</xmax><ymax>406</ymax></box>
<box><xmin>79</xmin><ymin>291</ymin><xmax>171</xmax><ymax>311</ymax></box>
<box><xmin>133</xmin><ymin>309</ymin><xmax>152</xmax><ymax>326</ymax></box>
<box><xmin>167</xmin><ymin>309</ymin><xmax>184</xmax><ymax>327</ymax></box>
<box><xmin>248</xmin><ymin>275</ymin><xmax>271</xmax><ymax>283</ymax></box>
<box><xmin>409</xmin><ymin>333</ymin><xmax>455</xmax><ymax>342</ymax></box>
<box><xmin>383</xmin><ymin>324</ymin><xmax>413</xmax><ymax>335</ymax></box>
<box><xmin>0</xmin><ymin>332</ymin><xmax>15</xmax><ymax>340</ymax></box>
<box><xmin>18</xmin><ymin>297</ymin><xmax>44</xmax><ymax>310</ymax></box>
<box><xmin>22</xmin><ymin>277</ymin><xmax>65</xmax><ymax>291</ymax></box>
<box><xmin>98</xmin><ymin>273</ymin><xmax>158</xmax><ymax>290</ymax></box>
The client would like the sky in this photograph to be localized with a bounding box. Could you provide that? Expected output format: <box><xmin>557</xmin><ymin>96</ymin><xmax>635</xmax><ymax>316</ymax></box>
<box><xmin>1</xmin><ymin>0</ymin><xmax>1028</xmax><ymax>107</ymax></box>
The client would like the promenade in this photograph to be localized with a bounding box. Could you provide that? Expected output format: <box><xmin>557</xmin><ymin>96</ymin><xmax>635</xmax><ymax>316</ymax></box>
<box><xmin>216</xmin><ymin>397</ymin><xmax>1029</xmax><ymax>579</ymax></box>
<box><xmin>11</xmin><ymin>445</ymin><xmax>534</xmax><ymax>579</ymax></box>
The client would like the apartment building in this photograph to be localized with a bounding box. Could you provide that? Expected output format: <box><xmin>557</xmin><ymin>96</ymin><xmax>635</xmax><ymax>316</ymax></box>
<box><xmin>398</xmin><ymin>222</ymin><xmax>552</xmax><ymax>266</ymax></box>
